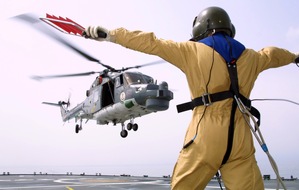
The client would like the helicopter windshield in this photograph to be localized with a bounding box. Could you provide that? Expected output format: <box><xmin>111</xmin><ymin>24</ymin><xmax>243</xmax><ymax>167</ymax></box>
<box><xmin>124</xmin><ymin>72</ymin><xmax>154</xmax><ymax>85</ymax></box>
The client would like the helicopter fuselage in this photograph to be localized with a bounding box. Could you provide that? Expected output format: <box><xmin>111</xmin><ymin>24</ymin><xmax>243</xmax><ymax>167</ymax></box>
<box><xmin>92</xmin><ymin>82</ymin><xmax>172</xmax><ymax>125</ymax></box>
<box><xmin>58</xmin><ymin>71</ymin><xmax>173</xmax><ymax>137</ymax></box>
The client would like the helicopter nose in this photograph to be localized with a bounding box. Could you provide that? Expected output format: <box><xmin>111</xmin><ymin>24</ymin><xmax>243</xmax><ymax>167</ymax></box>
<box><xmin>146</xmin><ymin>99</ymin><xmax>170</xmax><ymax>111</ymax></box>
<box><xmin>145</xmin><ymin>81</ymin><xmax>173</xmax><ymax>111</ymax></box>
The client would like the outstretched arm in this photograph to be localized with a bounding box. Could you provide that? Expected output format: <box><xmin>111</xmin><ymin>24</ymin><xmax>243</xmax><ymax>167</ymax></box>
<box><xmin>255</xmin><ymin>47</ymin><xmax>298</xmax><ymax>72</ymax></box>
<box><xmin>83</xmin><ymin>26</ymin><xmax>193</xmax><ymax>72</ymax></box>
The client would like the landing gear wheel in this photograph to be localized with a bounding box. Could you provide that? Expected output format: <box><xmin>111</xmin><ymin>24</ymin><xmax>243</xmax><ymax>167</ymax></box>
<box><xmin>120</xmin><ymin>130</ymin><xmax>128</xmax><ymax>138</ymax></box>
<box><xmin>127</xmin><ymin>123</ymin><xmax>133</xmax><ymax>131</ymax></box>
<box><xmin>132</xmin><ymin>123</ymin><xmax>138</xmax><ymax>131</ymax></box>
<box><xmin>75</xmin><ymin>124</ymin><xmax>80</xmax><ymax>133</ymax></box>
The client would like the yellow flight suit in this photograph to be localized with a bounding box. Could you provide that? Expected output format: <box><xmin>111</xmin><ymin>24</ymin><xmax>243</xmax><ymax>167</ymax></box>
<box><xmin>109</xmin><ymin>28</ymin><xmax>296</xmax><ymax>190</ymax></box>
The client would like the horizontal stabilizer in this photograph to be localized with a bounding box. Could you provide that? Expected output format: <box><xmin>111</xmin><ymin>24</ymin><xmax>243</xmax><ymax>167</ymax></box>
<box><xmin>42</xmin><ymin>102</ymin><xmax>61</xmax><ymax>107</ymax></box>
<box><xmin>42</xmin><ymin>101</ymin><xmax>69</xmax><ymax>107</ymax></box>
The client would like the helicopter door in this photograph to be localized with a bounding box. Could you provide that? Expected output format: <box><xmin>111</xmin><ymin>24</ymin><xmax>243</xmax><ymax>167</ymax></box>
<box><xmin>114</xmin><ymin>75</ymin><xmax>124</xmax><ymax>102</ymax></box>
<box><xmin>101</xmin><ymin>81</ymin><xmax>114</xmax><ymax>108</ymax></box>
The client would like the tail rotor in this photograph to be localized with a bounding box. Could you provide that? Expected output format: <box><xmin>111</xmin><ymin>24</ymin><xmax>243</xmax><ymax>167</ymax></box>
<box><xmin>43</xmin><ymin>93</ymin><xmax>71</xmax><ymax>109</ymax></box>
<box><xmin>66</xmin><ymin>93</ymin><xmax>71</xmax><ymax>109</ymax></box>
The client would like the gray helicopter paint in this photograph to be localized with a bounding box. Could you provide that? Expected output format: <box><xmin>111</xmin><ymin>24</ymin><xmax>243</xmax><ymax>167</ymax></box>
<box><xmin>93</xmin><ymin>81</ymin><xmax>173</xmax><ymax>125</ymax></box>
<box><xmin>55</xmin><ymin>71</ymin><xmax>173</xmax><ymax>137</ymax></box>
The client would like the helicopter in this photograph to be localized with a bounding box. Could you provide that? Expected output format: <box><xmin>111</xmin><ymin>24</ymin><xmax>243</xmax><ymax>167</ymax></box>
<box><xmin>15</xmin><ymin>13</ymin><xmax>174</xmax><ymax>138</ymax></box>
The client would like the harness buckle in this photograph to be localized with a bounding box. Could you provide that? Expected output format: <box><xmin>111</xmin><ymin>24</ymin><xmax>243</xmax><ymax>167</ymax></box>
<box><xmin>202</xmin><ymin>93</ymin><xmax>213</xmax><ymax>106</ymax></box>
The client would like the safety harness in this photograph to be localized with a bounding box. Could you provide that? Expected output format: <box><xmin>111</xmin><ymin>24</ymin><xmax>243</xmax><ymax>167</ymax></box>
<box><xmin>176</xmin><ymin>33</ymin><xmax>261</xmax><ymax>165</ymax></box>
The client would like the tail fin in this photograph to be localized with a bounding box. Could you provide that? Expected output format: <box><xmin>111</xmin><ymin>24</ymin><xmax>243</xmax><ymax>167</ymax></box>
<box><xmin>42</xmin><ymin>101</ymin><xmax>69</xmax><ymax>121</ymax></box>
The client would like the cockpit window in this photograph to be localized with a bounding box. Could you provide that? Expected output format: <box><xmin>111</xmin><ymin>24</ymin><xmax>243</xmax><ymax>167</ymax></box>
<box><xmin>124</xmin><ymin>72</ymin><xmax>154</xmax><ymax>85</ymax></box>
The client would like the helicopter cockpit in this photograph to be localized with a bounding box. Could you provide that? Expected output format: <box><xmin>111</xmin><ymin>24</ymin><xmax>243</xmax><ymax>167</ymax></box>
<box><xmin>124</xmin><ymin>72</ymin><xmax>154</xmax><ymax>85</ymax></box>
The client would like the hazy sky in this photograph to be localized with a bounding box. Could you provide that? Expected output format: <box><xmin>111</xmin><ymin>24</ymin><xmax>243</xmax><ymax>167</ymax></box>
<box><xmin>1</xmin><ymin>0</ymin><xmax>299</xmax><ymax>178</ymax></box>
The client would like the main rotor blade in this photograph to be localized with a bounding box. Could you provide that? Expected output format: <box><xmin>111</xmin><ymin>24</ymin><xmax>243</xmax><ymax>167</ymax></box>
<box><xmin>120</xmin><ymin>59</ymin><xmax>166</xmax><ymax>71</ymax></box>
<box><xmin>12</xmin><ymin>13</ymin><xmax>114</xmax><ymax>70</ymax></box>
<box><xmin>31</xmin><ymin>71</ymin><xmax>100</xmax><ymax>81</ymax></box>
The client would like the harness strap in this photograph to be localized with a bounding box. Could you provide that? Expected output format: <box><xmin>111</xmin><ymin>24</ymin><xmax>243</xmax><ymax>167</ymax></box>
<box><xmin>227</xmin><ymin>60</ymin><xmax>239</xmax><ymax>97</ymax></box>
<box><xmin>177</xmin><ymin>91</ymin><xmax>260</xmax><ymax>125</ymax></box>
<box><xmin>222</xmin><ymin>100</ymin><xmax>237</xmax><ymax>165</ymax></box>
<box><xmin>176</xmin><ymin>91</ymin><xmax>233</xmax><ymax>113</ymax></box>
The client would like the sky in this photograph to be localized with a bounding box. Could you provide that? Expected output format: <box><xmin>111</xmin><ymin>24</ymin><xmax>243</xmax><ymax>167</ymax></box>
<box><xmin>0</xmin><ymin>0</ymin><xmax>299</xmax><ymax>179</ymax></box>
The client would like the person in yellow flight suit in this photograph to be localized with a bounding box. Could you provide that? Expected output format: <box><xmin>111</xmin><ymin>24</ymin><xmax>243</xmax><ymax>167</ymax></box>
<box><xmin>84</xmin><ymin>6</ymin><xmax>298</xmax><ymax>190</ymax></box>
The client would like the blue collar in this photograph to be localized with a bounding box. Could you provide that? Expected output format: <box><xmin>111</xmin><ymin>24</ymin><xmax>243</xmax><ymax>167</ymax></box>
<box><xmin>199</xmin><ymin>33</ymin><xmax>245</xmax><ymax>63</ymax></box>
